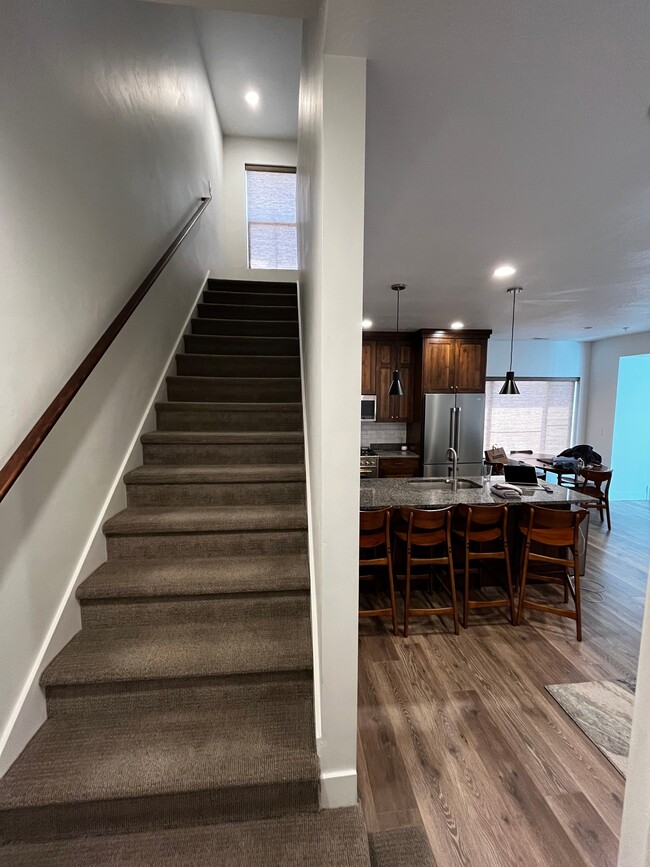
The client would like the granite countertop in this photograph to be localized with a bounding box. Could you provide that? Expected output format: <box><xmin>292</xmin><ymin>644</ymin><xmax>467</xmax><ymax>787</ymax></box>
<box><xmin>360</xmin><ymin>476</ymin><xmax>599</xmax><ymax>510</ymax></box>
<box><xmin>374</xmin><ymin>450</ymin><xmax>420</xmax><ymax>459</ymax></box>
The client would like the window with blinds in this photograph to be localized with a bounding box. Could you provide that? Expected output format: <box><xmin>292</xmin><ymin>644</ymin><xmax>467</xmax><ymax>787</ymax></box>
<box><xmin>245</xmin><ymin>164</ymin><xmax>297</xmax><ymax>269</ymax></box>
<box><xmin>483</xmin><ymin>378</ymin><xmax>578</xmax><ymax>456</ymax></box>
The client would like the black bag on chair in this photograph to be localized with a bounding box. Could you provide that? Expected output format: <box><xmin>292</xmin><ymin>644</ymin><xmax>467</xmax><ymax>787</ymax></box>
<box><xmin>558</xmin><ymin>444</ymin><xmax>603</xmax><ymax>466</ymax></box>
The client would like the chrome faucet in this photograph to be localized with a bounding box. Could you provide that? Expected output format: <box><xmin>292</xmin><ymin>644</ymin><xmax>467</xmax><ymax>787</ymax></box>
<box><xmin>446</xmin><ymin>447</ymin><xmax>458</xmax><ymax>492</ymax></box>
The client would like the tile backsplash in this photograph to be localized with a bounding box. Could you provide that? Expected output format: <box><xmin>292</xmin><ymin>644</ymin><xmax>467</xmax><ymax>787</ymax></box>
<box><xmin>360</xmin><ymin>422</ymin><xmax>407</xmax><ymax>448</ymax></box>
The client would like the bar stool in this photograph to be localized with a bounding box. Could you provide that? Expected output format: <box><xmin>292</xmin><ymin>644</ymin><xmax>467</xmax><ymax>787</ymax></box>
<box><xmin>451</xmin><ymin>503</ymin><xmax>516</xmax><ymax>628</ymax></box>
<box><xmin>359</xmin><ymin>509</ymin><xmax>397</xmax><ymax>635</ymax></box>
<box><xmin>516</xmin><ymin>505</ymin><xmax>588</xmax><ymax>641</ymax></box>
<box><xmin>576</xmin><ymin>468</ymin><xmax>613</xmax><ymax>531</ymax></box>
<box><xmin>393</xmin><ymin>506</ymin><xmax>459</xmax><ymax>637</ymax></box>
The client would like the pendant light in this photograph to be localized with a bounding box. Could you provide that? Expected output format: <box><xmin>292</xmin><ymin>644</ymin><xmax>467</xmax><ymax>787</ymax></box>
<box><xmin>388</xmin><ymin>283</ymin><xmax>406</xmax><ymax>396</ymax></box>
<box><xmin>500</xmin><ymin>286</ymin><xmax>523</xmax><ymax>395</ymax></box>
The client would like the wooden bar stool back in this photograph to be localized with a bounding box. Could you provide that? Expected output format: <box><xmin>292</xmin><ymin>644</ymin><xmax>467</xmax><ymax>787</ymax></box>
<box><xmin>452</xmin><ymin>503</ymin><xmax>515</xmax><ymax>628</ymax></box>
<box><xmin>359</xmin><ymin>509</ymin><xmax>397</xmax><ymax>635</ymax></box>
<box><xmin>395</xmin><ymin>506</ymin><xmax>459</xmax><ymax>637</ymax></box>
<box><xmin>577</xmin><ymin>468</ymin><xmax>613</xmax><ymax>531</ymax></box>
<box><xmin>516</xmin><ymin>505</ymin><xmax>588</xmax><ymax>641</ymax></box>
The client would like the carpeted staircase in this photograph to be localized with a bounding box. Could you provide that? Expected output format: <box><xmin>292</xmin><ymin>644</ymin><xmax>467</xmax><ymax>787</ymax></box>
<box><xmin>0</xmin><ymin>279</ymin><xmax>371</xmax><ymax>866</ymax></box>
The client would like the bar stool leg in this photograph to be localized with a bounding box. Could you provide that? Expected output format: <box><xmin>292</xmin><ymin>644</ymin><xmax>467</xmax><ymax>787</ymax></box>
<box><xmin>503</xmin><ymin>540</ymin><xmax>516</xmax><ymax>625</ymax></box>
<box><xmin>573</xmin><ymin>546</ymin><xmax>582</xmax><ymax>642</ymax></box>
<box><xmin>404</xmin><ymin>543</ymin><xmax>412</xmax><ymax>638</ymax></box>
<box><xmin>448</xmin><ymin>542</ymin><xmax>460</xmax><ymax>635</ymax></box>
<box><xmin>516</xmin><ymin>538</ymin><xmax>532</xmax><ymax>626</ymax></box>
<box><xmin>463</xmin><ymin>541</ymin><xmax>470</xmax><ymax>629</ymax></box>
<box><xmin>387</xmin><ymin>552</ymin><xmax>398</xmax><ymax>637</ymax></box>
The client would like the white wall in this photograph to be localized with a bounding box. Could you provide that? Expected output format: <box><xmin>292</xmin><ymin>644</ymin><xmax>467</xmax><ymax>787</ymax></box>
<box><xmin>619</xmin><ymin>567</ymin><xmax>650</xmax><ymax>867</ymax></box>
<box><xmin>222</xmin><ymin>135</ymin><xmax>297</xmax><ymax>279</ymax></box>
<box><xmin>297</xmin><ymin>9</ymin><xmax>367</xmax><ymax>806</ymax></box>
<box><xmin>584</xmin><ymin>331</ymin><xmax>650</xmax><ymax>466</ymax></box>
<box><xmin>487</xmin><ymin>339</ymin><xmax>591</xmax><ymax>441</ymax></box>
<box><xmin>0</xmin><ymin>0</ymin><xmax>223</xmax><ymax>772</ymax></box>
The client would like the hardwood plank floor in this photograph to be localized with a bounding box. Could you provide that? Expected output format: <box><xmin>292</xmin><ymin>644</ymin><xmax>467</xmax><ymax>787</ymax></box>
<box><xmin>358</xmin><ymin>501</ymin><xmax>650</xmax><ymax>866</ymax></box>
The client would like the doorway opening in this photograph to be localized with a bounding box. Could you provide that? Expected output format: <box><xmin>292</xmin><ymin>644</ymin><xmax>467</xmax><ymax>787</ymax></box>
<box><xmin>610</xmin><ymin>354</ymin><xmax>650</xmax><ymax>501</ymax></box>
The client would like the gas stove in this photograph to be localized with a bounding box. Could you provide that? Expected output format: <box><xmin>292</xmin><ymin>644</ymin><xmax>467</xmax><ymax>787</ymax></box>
<box><xmin>360</xmin><ymin>448</ymin><xmax>379</xmax><ymax>478</ymax></box>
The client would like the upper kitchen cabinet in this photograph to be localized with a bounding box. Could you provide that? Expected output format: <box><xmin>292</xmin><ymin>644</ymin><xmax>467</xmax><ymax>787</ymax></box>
<box><xmin>420</xmin><ymin>331</ymin><xmax>491</xmax><ymax>394</ymax></box>
<box><xmin>361</xmin><ymin>337</ymin><xmax>414</xmax><ymax>422</ymax></box>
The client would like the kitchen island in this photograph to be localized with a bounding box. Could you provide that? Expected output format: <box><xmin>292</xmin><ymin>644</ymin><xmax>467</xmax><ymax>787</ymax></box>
<box><xmin>361</xmin><ymin>476</ymin><xmax>598</xmax><ymax>510</ymax></box>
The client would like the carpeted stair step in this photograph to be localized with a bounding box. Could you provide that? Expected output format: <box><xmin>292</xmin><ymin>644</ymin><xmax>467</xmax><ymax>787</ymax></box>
<box><xmin>0</xmin><ymin>805</ymin><xmax>370</xmax><ymax>867</ymax></box>
<box><xmin>185</xmin><ymin>333</ymin><xmax>299</xmax><ymax>357</ymax></box>
<box><xmin>208</xmin><ymin>277</ymin><xmax>298</xmax><ymax>294</ymax></box>
<box><xmin>203</xmin><ymin>289</ymin><xmax>297</xmax><ymax>307</ymax></box>
<box><xmin>141</xmin><ymin>431</ymin><xmax>304</xmax><ymax>466</ymax></box>
<box><xmin>41</xmin><ymin>612</ymin><xmax>312</xmax><ymax>696</ymax></box>
<box><xmin>124</xmin><ymin>464</ymin><xmax>306</xmax><ymax>507</ymax></box>
<box><xmin>176</xmin><ymin>353</ymin><xmax>300</xmax><ymax>378</ymax></box>
<box><xmin>155</xmin><ymin>401</ymin><xmax>303</xmax><ymax>432</ymax></box>
<box><xmin>192</xmin><ymin>316</ymin><xmax>299</xmax><ymax>337</ymax></box>
<box><xmin>103</xmin><ymin>505</ymin><xmax>307</xmax><ymax>559</ymax></box>
<box><xmin>197</xmin><ymin>302</ymin><xmax>299</xmax><ymax>321</ymax></box>
<box><xmin>166</xmin><ymin>375</ymin><xmax>302</xmax><ymax>403</ymax></box>
<box><xmin>0</xmin><ymin>690</ymin><xmax>318</xmax><ymax>844</ymax></box>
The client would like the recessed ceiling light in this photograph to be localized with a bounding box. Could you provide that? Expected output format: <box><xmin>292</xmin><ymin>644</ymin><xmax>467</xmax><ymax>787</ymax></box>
<box><xmin>245</xmin><ymin>90</ymin><xmax>260</xmax><ymax>108</ymax></box>
<box><xmin>493</xmin><ymin>264</ymin><xmax>517</xmax><ymax>279</ymax></box>
<box><xmin>361</xmin><ymin>319</ymin><xmax>373</xmax><ymax>329</ymax></box>
<box><xmin>450</xmin><ymin>321</ymin><xmax>464</xmax><ymax>330</ymax></box>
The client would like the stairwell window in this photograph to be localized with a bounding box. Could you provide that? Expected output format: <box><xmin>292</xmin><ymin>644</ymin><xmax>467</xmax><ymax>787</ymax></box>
<box><xmin>246</xmin><ymin>164</ymin><xmax>297</xmax><ymax>269</ymax></box>
<box><xmin>484</xmin><ymin>378</ymin><xmax>579</xmax><ymax>455</ymax></box>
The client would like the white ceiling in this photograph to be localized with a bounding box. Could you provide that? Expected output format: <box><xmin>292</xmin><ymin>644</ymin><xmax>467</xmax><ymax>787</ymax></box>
<box><xmin>325</xmin><ymin>0</ymin><xmax>650</xmax><ymax>341</ymax></box>
<box><xmin>195</xmin><ymin>8</ymin><xmax>302</xmax><ymax>138</ymax></box>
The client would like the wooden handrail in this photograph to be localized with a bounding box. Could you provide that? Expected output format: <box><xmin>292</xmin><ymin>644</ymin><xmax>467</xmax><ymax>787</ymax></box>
<box><xmin>0</xmin><ymin>195</ymin><xmax>212</xmax><ymax>505</ymax></box>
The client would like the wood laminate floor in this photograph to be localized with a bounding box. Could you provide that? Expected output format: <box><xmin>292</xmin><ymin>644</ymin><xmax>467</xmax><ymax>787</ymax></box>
<box><xmin>358</xmin><ymin>501</ymin><xmax>650</xmax><ymax>867</ymax></box>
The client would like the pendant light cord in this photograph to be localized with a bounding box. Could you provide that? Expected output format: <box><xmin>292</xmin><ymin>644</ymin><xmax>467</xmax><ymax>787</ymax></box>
<box><xmin>395</xmin><ymin>289</ymin><xmax>400</xmax><ymax>351</ymax></box>
<box><xmin>509</xmin><ymin>289</ymin><xmax>517</xmax><ymax>369</ymax></box>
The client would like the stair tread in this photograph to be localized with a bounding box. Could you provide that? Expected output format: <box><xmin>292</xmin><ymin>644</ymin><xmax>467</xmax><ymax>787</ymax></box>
<box><xmin>0</xmin><ymin>807</ymin><xmax>370</xmax><ymax>867</ymax></box>
<box><xmin>156</xmin><ymin>401</ymin><xmax>302</xmax><ymax>412</ymax></box>
<box><xmin>104</xmin><ymin>505</ymin><xmax>307</xmax><ymax>535</ymax></box>
<box><xmin>141</xmin><ymin>430</ymin><xmax>304</xmax><ymax>444</ymax></box>
<box><xmin>78</xmin><ymin>554</ymin><xmax>310</xmax><ymax>599</ymax></box>
<box><xmin>167</xmin><ymin>375</ymin><xmax>301</xmax><ymax>383</ymax></box>
<box><xmin>0</xmin><ymin>689</ymin><xmax>317</xmax><ymax>811</ymax></box>
<box><xmin>41</xmin><ymin>614</ymin><xmax>312</xmax><ymax>687</ymax></box>
<box><xmin>124</xmin><ymin>465</ymin><xmax>306</xmax><ymax>484</ymax></box>
<box><xmin>190</xmin><ymin>327</ymin><xmax>300</xmax><ymax>335</ymax></box>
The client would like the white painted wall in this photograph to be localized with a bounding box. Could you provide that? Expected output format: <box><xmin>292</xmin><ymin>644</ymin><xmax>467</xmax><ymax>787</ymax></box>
<box><xmin>297</xmin><ymin>10</ymin><xmax>367</xmax><ymax>806</ymax></box>
<box><xmin>619</xmin><ymin>566</ymin><xmax>650</xmax><ymax>867</ymax></box>
<box><xmin>584</xmin><ymin>331</ymin><xmax>650</xmax><ymax>466</ymax></box>
<box><xmin>0</xmin><ymin>0</ymin><xmax>223</xmax><ymax>772</ymax></box>
<box><xmin>222</xmin><ymin>136</ymin><xmax>297</xmax><ymax>279</ymax></box>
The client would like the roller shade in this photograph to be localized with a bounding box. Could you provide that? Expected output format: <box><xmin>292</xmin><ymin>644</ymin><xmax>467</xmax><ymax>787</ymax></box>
<box><xmin>246</xmin><ymin>166</ymin><xmax>297</xmax><ymax>269</ymax></box>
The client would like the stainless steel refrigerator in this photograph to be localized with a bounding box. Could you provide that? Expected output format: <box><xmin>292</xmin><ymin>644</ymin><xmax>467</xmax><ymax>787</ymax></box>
<box><xmin>422</xmin><ymin>393</ymin><xmax>486</xmax><ymax>477</ymax></box>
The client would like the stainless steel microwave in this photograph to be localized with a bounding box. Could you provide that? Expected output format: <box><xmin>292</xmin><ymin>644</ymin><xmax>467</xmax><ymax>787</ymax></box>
<box><xmin>361</xmin><ymin>395</ymin><xmax>377</xmax><ymax>421</ymax></box>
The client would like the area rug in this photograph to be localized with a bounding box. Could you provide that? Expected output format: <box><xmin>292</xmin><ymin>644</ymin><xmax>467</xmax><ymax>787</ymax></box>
<box><xmin>545</xmin><ymin>680</ymin><xmax>635</xmax><ymax>777</ymax></box>
<box><xmin>368</xmin><ymin>826</ymin><xmax>437</xmax><ymax>867</ymax></box>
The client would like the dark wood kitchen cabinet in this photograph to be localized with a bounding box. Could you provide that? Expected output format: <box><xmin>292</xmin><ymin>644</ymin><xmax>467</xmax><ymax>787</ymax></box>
<box><xmin>421</xmin><ymin>333</ymin><xmax>489</xmax><ymax>394</ymax></box>
<box><xmin>373</xmin><ymin>340</ymin><xmax>413</xmax><ymax>422</ymax></box>
<box><xmin>361</xmin><ymin>341</ymin><xmax>376</xmax><ymax>394</ymax></box>
<box><xmin>378</xmin><ymin>457</ymin><xmax>420</xmax><ymax>478</ymax></box>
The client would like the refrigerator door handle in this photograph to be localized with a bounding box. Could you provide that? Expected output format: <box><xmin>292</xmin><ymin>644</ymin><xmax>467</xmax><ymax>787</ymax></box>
<box><xmin>454</xmin><ymin>406</ymin><xmax>461</xmax><ymax>453</ymax></box>
<box><xmin>448</xmin><ymin>406</ymin><xmax>456</xmax><ymax>453</ymax></box>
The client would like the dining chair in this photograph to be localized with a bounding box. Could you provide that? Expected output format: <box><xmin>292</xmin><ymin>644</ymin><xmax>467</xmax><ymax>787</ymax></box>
<box><xmin>576</xmin><ymin>468</ymin><xmax>613</xmax><ymax>531</ymax></box>
<box><xmin>393</xmin><ymin>506</ymin><xmax>459</xmax><ymax>637</ymax></box>
<box><xmin>359</xmin><ymin>508</ymin><xmax>398</xmax><ymax>635</ymax></box>
<box><xmin>516</xmin><ymin>505</ymin><xmax>588</xmax><ymax>641</ymax></box>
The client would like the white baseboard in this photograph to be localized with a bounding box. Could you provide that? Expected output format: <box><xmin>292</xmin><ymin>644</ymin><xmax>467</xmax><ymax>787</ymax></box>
<box><xmin>319</xmin><ymin>768</ymin><xmax>358</xmax><ymax>809</ymax></box>
<box><xmin>0</xmin><ymin>272</ymin><xmax>209</xmax><ymax>777</ymax></box>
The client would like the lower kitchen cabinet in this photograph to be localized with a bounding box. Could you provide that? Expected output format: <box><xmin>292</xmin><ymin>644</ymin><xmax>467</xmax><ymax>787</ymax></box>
<box><xmin>378</xmin><ymin>457</ymin><xmax>420</xmax><ymax>478</ymax></box>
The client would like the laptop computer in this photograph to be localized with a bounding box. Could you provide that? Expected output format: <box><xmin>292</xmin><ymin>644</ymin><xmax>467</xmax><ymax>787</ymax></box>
<box><xmin>503</xmin><ymin>464</ymin><xmax>540</xmax><ymax>488</ymax></box>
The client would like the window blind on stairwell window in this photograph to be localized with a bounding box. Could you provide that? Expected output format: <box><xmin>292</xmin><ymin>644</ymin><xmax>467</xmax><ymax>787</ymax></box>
<box><xmin>245</xmin><ymin>164</ymin><xmax>297</xmax><ymax>270</ymax></box>
<box><xmin>483</xmin><ymin>378</ymin><xmax>578</xmax><ymax>456</ymax></box>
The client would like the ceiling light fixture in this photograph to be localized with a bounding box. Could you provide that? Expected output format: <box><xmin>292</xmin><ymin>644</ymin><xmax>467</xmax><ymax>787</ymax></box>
<box><xmin>388</xmin><ymin>284</ymin><xmax>406</xmax><ymax>397</ymax></box>
<box><xmin>500</xmin><ymin>287</ymin><xmax>523</xmax><ymax>395</ymax></box>
<box><xmin>493</xmin><ymin>264</ymin><xmax>517</xmax><ymax>279</ymax></box>
<box><xmin>245</xmin><ymin>90</ymin><xmax>260</xmax><ymax>108</ymax></box>
<box><xmin>450</xmin><ymin>321</ymin><xmax>464</xmax><ymax>330</ymax></box>
<box><xmin>362</xmin><ymin>318</ymin><xmax>373</xmax><ymax>329</ymax></box>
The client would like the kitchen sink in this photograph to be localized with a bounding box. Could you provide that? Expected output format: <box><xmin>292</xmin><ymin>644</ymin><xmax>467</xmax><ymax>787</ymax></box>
<box><xmin>408</xmin><ymin>478</ymin><xmax>483</xmax><ymax>490</ymax></box>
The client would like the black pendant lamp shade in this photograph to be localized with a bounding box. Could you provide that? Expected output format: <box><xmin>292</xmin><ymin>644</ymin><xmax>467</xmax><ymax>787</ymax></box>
<box><xmin>388</xmin><ymin>283</ymin><xmax>406</xmax><ymax>396</ymax></box>
<box><xmin>500</xmin><ymin>287</ymin><xmax>522</xmax><ymax>395</ymax></box>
